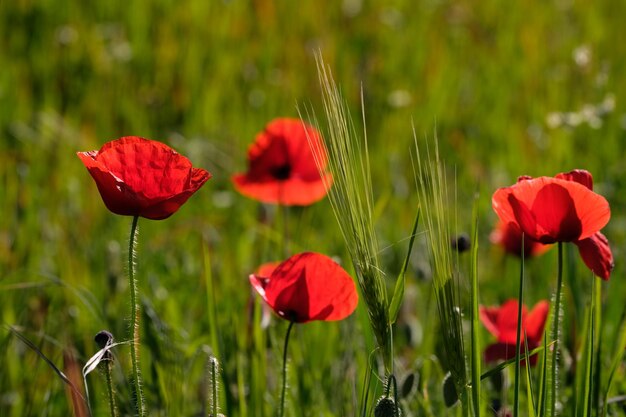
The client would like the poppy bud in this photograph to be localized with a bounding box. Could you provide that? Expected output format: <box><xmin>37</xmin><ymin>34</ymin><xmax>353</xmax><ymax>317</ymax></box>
<box><xmin>451</xmin><ymin>233</ymin><xmax>471</xmax><ymax>253</ymax></box>
<box><xmin>374</xmin><ymin>396</ymin><xmax>401</xmax><ymax>417</ymax></box>
<box><xmin>94</xmin><ymin>330</ymin><xmax>113</xmax><ymax>349</ymax></box>
<box><xmin>94</xmin><ymin>330</ymin><xmax>114</xmax><ymax>360</ymax></box>
<box><xmin>443</xmin><ymin>372</ymin><xmax>458</xmax><ymax>407</ymax></box>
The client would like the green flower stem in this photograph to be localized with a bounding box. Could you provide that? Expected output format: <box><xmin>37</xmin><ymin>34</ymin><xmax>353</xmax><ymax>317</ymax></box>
<box><xmin>550</xmin><ymin>242</ymin><xmax>564</xmax><ymax>417</ymax></box>
<box><xmin>279</xmin><ymin>321</ymin><xmax>295</xmax><ymax>417</ymax></box>
<box><xmin>104</xmin><ymin>359</ymin><xmax>118</xmax><ymax>417</ymax></box>
<box><xmin>128</xmin><ymin>215</ymin><xmax>145</xmax><ymax>417</ymax></box>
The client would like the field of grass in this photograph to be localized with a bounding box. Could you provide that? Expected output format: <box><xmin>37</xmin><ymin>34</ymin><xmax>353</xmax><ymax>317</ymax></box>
<box><xmin>2</xmin><ymin>1</ymin><xmax>626</xmax><ymax>416</ymax></box>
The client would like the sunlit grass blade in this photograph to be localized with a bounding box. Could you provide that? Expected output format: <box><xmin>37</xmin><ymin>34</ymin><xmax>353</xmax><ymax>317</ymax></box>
<box><xmin>577</xmin><ymin>279</ymin><xmax>599</xmax><ymax>417</ymax></box>
<box><xmin>525</xmin><ymin>342</ymin><xmax>538</xmax><ymax>417</ymax></box>
<box><xmin>202</xmin><ymin>241</ymin><xmax>220</xmax><ymax>358</ymax></box>
<box><xmin>537</xmin><ymin>331</ymin><xmax>549</xmax><ymax>417</ymax></box>
<box><xmin>389</xmin><ymin>208</ymin><xmax>420</xmax><ymax>325</ymax></box>
<box><xmin>593</xmin><ymin>277</ymin><xmax>602</xmax><ymax>413</ymax></box>
<box><xmin>359</xmin><ymin>352</ymin><xmax>375</xmax><ymax>417</ymax></box>
<box><xmin>601</xmin><ymin>306</ymin><xmax>626</xmax><ymax>416</ymax></box>
<box><xmin>469</xmin><ymin>204</ymin><xmax>481</xmax><ymax>417</ymax></box>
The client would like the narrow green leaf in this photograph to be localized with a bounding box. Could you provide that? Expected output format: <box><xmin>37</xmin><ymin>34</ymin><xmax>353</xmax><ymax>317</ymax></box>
<box><xmin>525</xmin><ymin>349</ymin><xmax>538</xmax><ymax>417</ymax></box>
<box><xmin>601</xmin><ymin>310</ymin><xmax>626</xmax><ymax>416</ymax></box>
<box><xmin>479</xmin><ymin>343</ymin><xmax>553</xmax><ymax>382</ymax></box>
<box><xmin>7</xmin><ymin>326</ymin><xmax>86</xmax><ymax>402</ymax></box>
<box><xmin>514</xmin><ymin>234</ymin><xmax>526</xmax><ymax>417</ymax></box>
<box><xmin>469</xmin><ymin>207</ymin><xmax>481</xmax><ymax>417</ymax></box>
<box><xmin>388</xmin><ymin>208</ymin><xmax>420</xmax><ymax>325</ymax></box>
<box><xmin>537</xmin><ymin>332</ymin><xmax>548</xmax><ymax>417</ymax></box>
<box><xmin>579</xmin><ymin>280</ymin><xmax>595</xmax><ymax>417</ymax></box>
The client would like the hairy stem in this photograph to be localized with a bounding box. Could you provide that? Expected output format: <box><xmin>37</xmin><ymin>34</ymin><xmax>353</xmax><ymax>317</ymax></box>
<box><xmin>104</xmin><ymin>360</ymin><xmax>118</xmax><ymax>417</ymax></box>
<box><xmin>128</xmin><ymin>215</ymin><xmax>145</xmax><ymax>417</ymax></box>
<box><xmin>550</xmin><ymin>242</ymin><xmax>564</xmax><ymax>417</ymax></box>
<box><xmin>279</xmin><ymin>321</ymin><xmax>295</xmax><ymax>417</ymax></box>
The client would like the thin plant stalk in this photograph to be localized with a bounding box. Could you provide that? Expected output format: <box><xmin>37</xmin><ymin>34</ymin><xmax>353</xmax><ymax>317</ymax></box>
<box><xmin>279</xmin><ymin>321</ymin><xmax>295</xmax><ymax>417</ymax></box>
<box><xmin>208</xmin><ymin>356</ymin><xmax>220</xmax><ymax>417</ymax></box>
<box><xmin>513</xmin><ymin>234</ymin><xmax>525</xmax><ymax>417</ymax></box>
<box><xmin>104</xmin><ymin>360</ymin><xmax>118</xmax><ymax>417</ymax></box>
<box><xmin>469</xmin><ymin>210</ymin><xmax>481</xmax><ymax>417</ymax></box>
<box><xmin>601</xmin><ymin>309</ymin><xmax>626</xmax><ymax>417</ymax></box>
<box><xmin>550</xmin><ymin>242</ymin><xmax>564</xmax><ymax>417</ymax></box>
<box><xmin>128</xmin><ymin>215</ymin><xmax>145</xmax><ymax>417</ymax></box>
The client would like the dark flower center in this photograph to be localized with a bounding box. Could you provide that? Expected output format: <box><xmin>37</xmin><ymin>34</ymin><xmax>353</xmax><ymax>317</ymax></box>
<box><xmin>271</xmin><ymin>164</ymin><xmax>292</xmax><ymax>180</ymax></box>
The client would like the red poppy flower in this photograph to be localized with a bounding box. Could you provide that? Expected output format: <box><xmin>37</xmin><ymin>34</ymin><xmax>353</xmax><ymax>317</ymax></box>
<box><xmin>480</xmin><ymin>299</ymin><xmax>549</xmax><ymax>366</ymax></box>
<box><xmin>249</xmin><ymin>252</ymin><xmax>358</xmax><ymax>323</ymax></box>
<box><xmin>232</xmin><ymin>118</ymin><xmax>332</xmax><ymax>206</ymax></box>
<box><xmin>490</xmin><ymin>220</ymin><xmax>551</xmax><ymax>258</ymax></box>
<box><xmin>78</xmin><ymin>136</ymin><xmax>211</xmax><ymax>220</ymax></box>
<box><xmin>492</xmin><ymin>169</ymin><xmax>613</xmax><ymax>279</ymax></box>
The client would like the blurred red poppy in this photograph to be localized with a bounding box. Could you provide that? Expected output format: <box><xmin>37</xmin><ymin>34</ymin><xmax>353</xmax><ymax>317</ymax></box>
<box><xmin>480</xmin><ymin>299</ymin><xmax>549</xmax><ymax>366</ymax></box>
<box><xmin>78</xmin><ymin>136</ymin><xmax>211</xmax><ymax>220</ymax></box>
<box><xmin>232</xmin><ymin>118</ymin><xmax>332</xmax><ymax>206</ymax></box>
<box><xmin>492</xmin><ymin>169</ymin><xmax>613</xmax><ymax>279</ymax></box>
<box><xmin>490</xmin><ymin>220</ymin><xmax>551</xmax><ymax>258</ymax></box>
<box><xmin>249</xmin><ymin>252</ymin><xmax>358</xmax><ymax>323</ymax></box>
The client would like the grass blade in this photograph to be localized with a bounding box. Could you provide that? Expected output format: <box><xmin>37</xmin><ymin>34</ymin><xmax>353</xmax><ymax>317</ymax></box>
<box><xmin>479</xmin><ymin>343</ymin><xmax>552</xmax><ymax>382</ymax></box>
<box><xmin>388</xmin><ymin>208</ymin><xmax>420</xmax><ymax>325</ymax></box>
<box><xmin>469</xmin><ymin>205</ymin><xmax>481</xmax><ymax>417</ymax></box>
<box><xmin>7</xmin><ymin>325</ymin><xmax>86</xmax><ymax>403</ymax></box>
<box><xmin>514</xmin><ymin>235</ymin><xmax>526</xmax><ymax>417</ymax></box>
<box><xmin>601</xmin><ymin>308</ymin><xmax>626</xmax><ymax>416</ymax></box>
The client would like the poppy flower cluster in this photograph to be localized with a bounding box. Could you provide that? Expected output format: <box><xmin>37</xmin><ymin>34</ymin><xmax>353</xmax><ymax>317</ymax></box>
<box><xmin>480</xmin><ymin>299</ymin><xmax>549</xmax><ymax>366</ymax></box>
<box><xmin>249</xmin><ymin>252</ymin><xmax>358</xmax><ymax>323</ymax></box>
<box><xmin>232</xmin><ymin>118</ymin><xmax>332</xmax><ymax>206</ymax></box>
<box><xmin>77</xmin><ymin>136</ymin><xmax>211</xmax><ymax>220</ymax></box>
<box><xmin>492</xmin><ymin>169</ymin><xmax>613</xmax><ymax>279</ymax></box>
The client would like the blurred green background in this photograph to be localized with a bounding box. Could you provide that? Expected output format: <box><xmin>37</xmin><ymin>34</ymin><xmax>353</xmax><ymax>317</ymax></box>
<box><xmin>2</xmin><ymin>0</ymin><xmax>626</xmax><ymax>416</ymax></box>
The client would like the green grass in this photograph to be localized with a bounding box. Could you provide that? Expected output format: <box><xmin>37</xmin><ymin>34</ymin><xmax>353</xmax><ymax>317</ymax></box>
<box><xmin>2</xmin><ymin>1</ymin><xmax>626</xmax><ymax>416</ymax></box>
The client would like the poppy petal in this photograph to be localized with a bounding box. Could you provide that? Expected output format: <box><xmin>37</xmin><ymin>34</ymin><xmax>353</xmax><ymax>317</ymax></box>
<box><xmin>77</xmin><ymin>152</ymin><xmax>143</xmax><ymax>216</ymax></box>
<box><xmin>574</xmin><ymin>232</ymin><xmax>614</xmax><ymax>280</ymax></box>
<box><xmin>507</xmin><ymin>193</ymin><xmax>543</xmax><ymax>242</ymax></box>
<box><xmin>563</xmin><ymin>182</ymin><xmax>610</xmax><ymax>240</ymax></box>
<box><xmin>485</xmin><ymin>342</ymin><xmax>516</xmax><ymax>363</ymax></box>
<box><xmin>485</xmin><ymin>343</ymin><xmax>539</xmax><ymax>366</ymax></box>
<box><xmin>530</xmin><ymin>183</ymin><xmax>582</xmax><ymax>242</ymax></box>
<box><xmin>556</xmin><ymin>169</ymin><xmax>593</xmax><ymax>190</ymax></box>
<box><xmin>492</xmin><ymin>187</ymin><xmax>519</xmax><ymax>229</ymax></box>
<box><xmin>479</xmin><ymin>305</ymin><xmax>501</xmax><ymax>338</ymax></box>
<box><xmin>524</xmin><ymin>301</ymin><xmax>550</xmax><ymax>344</ymax></box>
<box><xmin>256</xmin><ymin>262</ymin><xmax>281</xmax><ymax>279</ymax></box>
<box><xmin>490</xmin><ymin>221</ymin><xmax>551</xmax><ymax>257</ymax></box>
<box><xmin>496</xmin><ymin>300</ymin><xmax>528</xmax><ymax>345</ymax></box>
<box><xmin>249</xmin><ymin>274</ymin><xmax>270</xmax><ymax>300</ymax></box>
<box><xmin>232</xmin><ymin>173</ymin><xmax>332</xmax><ymax>206</ymax></box>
